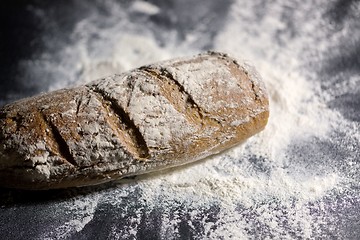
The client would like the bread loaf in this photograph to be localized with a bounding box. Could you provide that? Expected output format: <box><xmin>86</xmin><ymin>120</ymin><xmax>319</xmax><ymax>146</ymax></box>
<box><xmin>0</xmin><ymin>52</ymin><xmax>269</xmax><ymax>190</ymax></box>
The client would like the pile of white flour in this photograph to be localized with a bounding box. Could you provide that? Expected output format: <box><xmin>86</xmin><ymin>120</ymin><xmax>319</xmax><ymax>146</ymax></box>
<box><xmin>19</xmin><ymin>0</ymin><xmax>358</xmax><ymax>239</ymax></box>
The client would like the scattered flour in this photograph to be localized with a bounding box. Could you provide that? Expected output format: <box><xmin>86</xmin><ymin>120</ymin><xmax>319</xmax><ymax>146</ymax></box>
<box><xmin>42</xmin><ymin>193</ymin><xmax>101</xmax><ymax>239</ymax></box>
<box><xmin>21</xmin><ymin>0</ymin><xmax>357</xmax><ymax>239</ymax></box>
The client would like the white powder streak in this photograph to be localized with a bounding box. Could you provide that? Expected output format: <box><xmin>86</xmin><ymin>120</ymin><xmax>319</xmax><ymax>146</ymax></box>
<box><xmin>41</xmin><ymin>193</ymin><xmax>100</xmax><ymax>239</ymax></box>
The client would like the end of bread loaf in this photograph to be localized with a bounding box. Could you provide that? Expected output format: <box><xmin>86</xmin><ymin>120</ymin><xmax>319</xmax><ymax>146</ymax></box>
<box><xmin>0</xmin><ymin>51</ymin><xmax>269</xmax><ymax>190</ymax></box>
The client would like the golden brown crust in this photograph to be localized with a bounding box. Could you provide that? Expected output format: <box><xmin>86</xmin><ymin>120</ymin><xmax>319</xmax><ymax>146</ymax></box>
<box><xmin>0</xmin><ymin>52</ymin><xmax>269</xmax><ymax>190</ymax></box>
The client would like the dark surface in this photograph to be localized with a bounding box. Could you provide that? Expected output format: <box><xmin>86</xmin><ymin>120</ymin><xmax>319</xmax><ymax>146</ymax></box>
<box><xmin>1</xmin><ymin>0</ymin><xmax>360</xmax><ymax>239</ymax></box>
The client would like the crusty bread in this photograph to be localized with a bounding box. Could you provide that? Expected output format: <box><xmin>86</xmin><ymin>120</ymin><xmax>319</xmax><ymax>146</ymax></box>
<box><xmin>0</xmin><ymin>52</ymin><xmax>269</xmax><ymax>190</ymax></box>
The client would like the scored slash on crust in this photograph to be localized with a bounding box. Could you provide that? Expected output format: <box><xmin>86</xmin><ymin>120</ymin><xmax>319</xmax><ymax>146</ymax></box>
<box><xmin>39</xmin><ymin>111</ymin><xmax>79</xmax><ymax>167</ymax></box>
<box><xmin>89</xmin><ymin>86</ymin><xmax>150</xmax><ymax>160</ymax></box>
<box><xmin>139</xmin><ymin>66</ymin><xmax>221</xmax><ymax>128</ymax></box>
